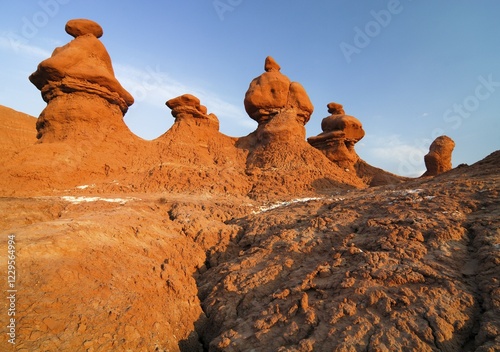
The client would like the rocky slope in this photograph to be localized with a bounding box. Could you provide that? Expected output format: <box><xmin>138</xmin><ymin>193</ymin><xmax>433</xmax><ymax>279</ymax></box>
<box><xmin>0</xmin><ymin>106</ymin><xmax>37</xmax><ymax>163</ymax></box>
<box><xmin>0</xmin><ymin>18</ymin><xmax>499</xmax><ymax>352</ymax></box>
<box><xmin>1</xmin><ymin>148</ymin><xmax>498</xmax><ymax>352</ymax></box>
<box><xmin>199</xmin><ymin>153</ymin><xmax>500</xmax><ymax>351</ymax></box>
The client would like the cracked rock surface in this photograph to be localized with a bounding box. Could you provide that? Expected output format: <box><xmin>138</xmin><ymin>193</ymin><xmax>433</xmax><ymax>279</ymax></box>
<box><xmin>1</xmin><ymin>150</ymin><xmax>497</xmax><ymax>351</ymax></box>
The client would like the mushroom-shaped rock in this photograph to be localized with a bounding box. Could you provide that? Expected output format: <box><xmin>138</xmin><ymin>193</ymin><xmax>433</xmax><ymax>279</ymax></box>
<box><xmin>65</xmin><ymin>19</ymin><xmax>103</xmax><ymax>38</ymax></box>
<box><xmin>422</xmin><ymin>135</ymin><xmax>455</xmax><ymax>177</ymax></box>
<box><xmin>29</xmin><ymin>19</ymin><xmax>134</xmax><ymax>142</ymax></box>
<box><xmin>166</xmin><ymin>94</ymin><xmax>219</xmax><ymax>130</ymax></box>
<box><xmin>244</xmin><ymin>56</ymin><xmax>313</xmax><ymax>124</ymax></box>
<box><xmin>321</xmin><ymin>114</ymin><xmax>365</xmax><ymax>143</ymax></box>
<box><xmin>29</xmin><ymin>19</ymin><xmax>133</xmax><ymax>113</ymax></box>
<box><xmin>308</xmin><ymin>102</ymin><xmax>364</xmax><ymax>168</ymax></box>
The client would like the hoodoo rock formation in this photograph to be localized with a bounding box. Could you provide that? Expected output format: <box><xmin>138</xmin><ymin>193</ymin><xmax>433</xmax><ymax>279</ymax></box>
<box><xmin>308</xmin><ymin>102</ymin><xmax>365</xmax><ymax>169</ymax></box>
<box><xmin>29</xmin><ymin>18</ymin><xmax>134</xmax><ymax>143</ymax></box>
<box><xmin>244</xmin><ymin>56</ymin><xmax>313</xmax><ymax>128</ymax></box>
<box><xmin>239</xmin><ymin>57</ymin><xmax>364</xmax><ymax>198</ymax></box>
<box><xmin>166</xmin><ymin>94</ymin><xmax>220</xmax><ymax>131</ymax></box>
<box><xmin>243</xmin><ymin>56</ymin><xmax>313</xmax><ymax>144</ymax></box>
<box><xmin>147</xmin><ymin>94</ymin><xmax>251</xmax><ymax>196</ymax></box>
<box><xmin>1</xmin><ymin>17</ymin><xmax>500</xmax><ymax>352</ymax></box>
<box><xmin>422</xmin><ymin>135</ymin><xmax>455</xmax><ymax>177</ymax></box>
<box><xmin>1</xmin><ymin>19</ymin><xmax>410</xmax><ymax>198</ymax></box>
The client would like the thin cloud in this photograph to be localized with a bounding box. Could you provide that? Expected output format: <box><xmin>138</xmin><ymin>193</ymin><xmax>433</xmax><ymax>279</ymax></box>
<box><xmin>0</xmin><ymin>33</ymin><xmax>255</xmax><ymax>138</ymax></box>
<box><xmin>359</xmin><ymin>134</ymin><xmax>426</xmax><ymax>177</ymax></box>
<box><xmin>0</xmin><ymin>31</ymin><xmax>51</xmax><ymax>58</ymax></box>
<box><xmin>114</xmin><ymin>63</ymin><xmax>254</xmax><ymax>136</ymax></box>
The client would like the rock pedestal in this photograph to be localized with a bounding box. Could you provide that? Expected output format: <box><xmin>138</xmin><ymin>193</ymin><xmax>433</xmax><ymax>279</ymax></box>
<box><xmin>243</xmin><ymin>56</ymin><xmax>313</xmax><ymax>143</ymax></box>
<box><xmin>308</xmin><ymin>103</ymin><xmax>364</xmax><ymax>169</ymax></box>
<box><xmin>237</xmin><ymin>58</ymin><xmax>367</xmax><ymax>199</ymax></box>
<box><xmin>29</xmin><ymin>19</ymin><xmax>134</xmax><ymax>142</ymax></box>
<box><xmin>166</xmin><ymin>94</ymin><xmax>219</xmax><ymax>131</ymax></box>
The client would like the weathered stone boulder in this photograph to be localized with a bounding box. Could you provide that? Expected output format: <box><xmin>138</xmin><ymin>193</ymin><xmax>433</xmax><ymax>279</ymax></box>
<box><xmin>65</xmin><ymin>18</ymin><xmax>103</xmax><ymax>38</ymax></box>
<box><xmin>422</xmin><ymin>135</ymin><xmax>455</xmax><ymax>176</ymax></box>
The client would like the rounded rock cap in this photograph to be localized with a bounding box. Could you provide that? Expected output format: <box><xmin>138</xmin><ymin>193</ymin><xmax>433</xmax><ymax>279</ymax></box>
<box><xmin>65</xmin><ymin>19</ymin><xmax>103</xmax><ymax>38</ymax></box>
<box><xmin>264</xmin><ymin>56</ymin><xmax>281</xmax><ymax>72</ymax></box>
<box><xmin>327</xmin><ymin>102</ymin><xmax>345</xmax><ymax>115</ymax></box>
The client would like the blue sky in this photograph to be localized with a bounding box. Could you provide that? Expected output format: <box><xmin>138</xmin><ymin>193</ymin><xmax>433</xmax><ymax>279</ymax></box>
<box><xmin>1</xmin><ymin>0</ymin><xmax>499</xmax><ymax>176</ymax></box>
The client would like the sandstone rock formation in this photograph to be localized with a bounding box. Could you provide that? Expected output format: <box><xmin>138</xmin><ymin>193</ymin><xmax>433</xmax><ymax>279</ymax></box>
<box><xmin>1</xmin><ymin>149</ymin><xmax>499</xmax><ymax>351</ymax></box>
<box><xmin>244</xmin><ymin>56</ymin><xmax>313</xmax><ymax>136</ymax></box>
<box><xmin>307</xmin><ymin>103</ymin><xmax>407</xmax><ymax>187</ymax></box>
<box><xmin>239</xmin><ymin>58</ymin><xmax>364</xmax><ymax>199</ymax></box>
<box><xmin>308</xmin><ymin>102</ymin><xmax>365</xmax><ymax>169</ymax></box>
<box><xmin>146</xmin><ymin>94</ymin><xmax>251</xmax><ymax>196</ymax></box>
<box><xmin>65</xmin><ymin>18</ymin><xmax>104</xmax><ymax>38</ymax></box>
<box><xmin>0</xmin><ymin>19</ymin><xmax>405</xmax><ymax>199</ymax></box>
<box><xmin>29</xmin><ymin>19</ymin><xmax>134</xmax><ymax>142</ymax></box>
<box><xmin>422</xmin><ymin>135</ymin><xmax>455</xmax><ymax>177</ymax></box>
<box><xmin>166</xmin><ymin>94</ymin><xmax>220</xmax><ymax>131</ymax></box>
<box><xmin>1</xmin><ymin>16</ymin><xmax>500</xmax><ymax>352</ymax></box>
<box><xmin>198</xmin><ymin>153</ymin><xmax>500</xmax><ymax>351</ymax></box>
<box><xmin>0</xmin><ymin>105</ymin><xmax>37</xmax><ymax>162</ymax></box>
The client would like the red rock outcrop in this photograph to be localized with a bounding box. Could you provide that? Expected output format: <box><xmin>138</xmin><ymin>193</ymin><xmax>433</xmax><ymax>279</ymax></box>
<box><xmin>244</xmin><ymin>56</ymin><xmax>313</xmax><ymax>126</ymax></box>
<box><xmin>0</xmin><ymin>16</ymin><xmax>499</xmax><ymax>351</ymax></box>
<box><xmin>0</xmin><ymin>19</ymin><xmax>406</xmax><ymax>199</ymax></box>
<box><xmin>422</xmin><ymin>135</ymin><xmax>455</xmax><ymax>177</ymax></box>
<box><xmin>0</xmin><ymin>105</ymin><xmax>37</xmax><ymax>162</ymax></box>
<box><xmin>307</xmin><ymin>103</ymin><xmax>405</xmax><ymax>187</ymax></box>
<box><xmin>198</xmin><ymin>154</ymin><xmax>500</xmax><ymax>350</ymax></box>
<box><xmin>143</xmin><ymin>95</ymin><xmax>251</xmax><ymax>196</ymax></box>
<box><xmin>1</xmin><ymin>149</ymin><xmax>499</xmax><ymax>351</ymax></box>
<box><xmin>166</xmin><ymin>94</ymin><xmax>220</xmax><ymax>130</ymax></box>
<box><xmin>29</xmin><ymin>19</ymin><xmax>134</xmax><ymax>143</ymax></box>
<box><xmin>239</xmin><ymin>59</ymin><xmax>364</xmax><ymax>199</ymax></box>
<box><xmin>308</xmin><ymin>102</ymin><xmax>365</xmax><ymax>169</ymax></box>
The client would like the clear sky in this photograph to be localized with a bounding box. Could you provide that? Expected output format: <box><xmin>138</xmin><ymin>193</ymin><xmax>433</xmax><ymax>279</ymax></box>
<box><xmin>1</xmin><ymin>0</ymin><xmax>499</xmax><ymax>176</ymax></box>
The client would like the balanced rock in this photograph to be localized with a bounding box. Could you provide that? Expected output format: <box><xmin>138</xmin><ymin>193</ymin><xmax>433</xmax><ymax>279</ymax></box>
<box><xmin>321</xmin><ymin>114</ymin><xmax>365</xmax><ymax>143</ymax></box>
<box><xmin>244</xmin><ymin>56</ymin><xmax>313</xmax><ymax>125</ymax></box>
<box><xmin>422</xmin><ymin>135</ymin><xmax>455</xmax><ymax>176</ymax></box>
<box><xmin>166</xmin><ymin>94</ymin><xmax>219</xmax><ymax>130</ymax></box>
<box><xmin>29</xmin><ymin>19</ymin><xmax>134</xmax><ymax>142</ymax></box>
<box><xmin>65</xmin><ymin>19</ymin><xmax>103</xmax><ymax>38</ymax></box>
<box><xmin>264</xmin><ymin>56</ymin><xmax>281</xmax><ymax>72</ymax></box>
<box><xmin>327</xmin><ymin>102</ymin><xmax>345</xmax><ymax>115</ymax></box>
<box><xmin>237</xmin><ymin>59</ymin><xmax>366</xmax><ymax>199</ymax></box>
<box><xmin>308</xmin><ymin>102</ymin><xmax>365</xmax><ymax>168</ymax></box>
